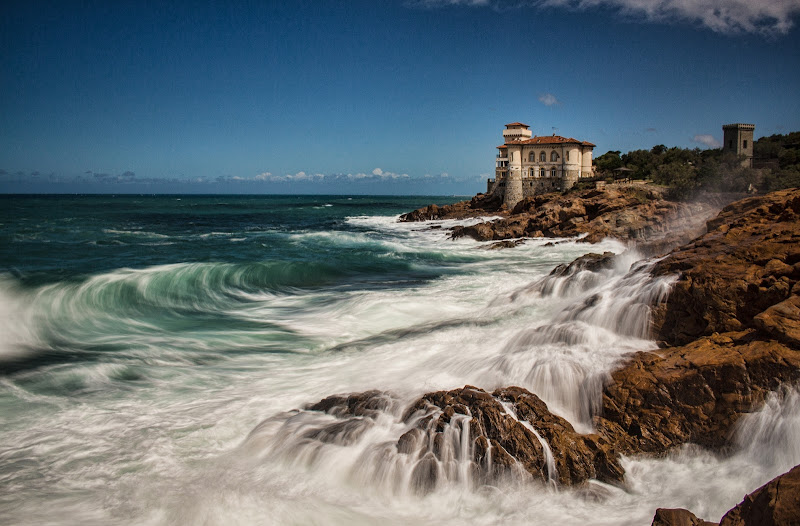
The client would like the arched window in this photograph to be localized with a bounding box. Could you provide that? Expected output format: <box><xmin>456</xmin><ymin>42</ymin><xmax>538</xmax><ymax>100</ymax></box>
<box><xmin>529</xmin><ymin>152</ymin><xmax>535</xmax><ymax>162</ymax></box>
<box><xmin>551</xmin><ymin>151</ymin><xmax>559</xmax><ymax>162</ymax></box>
<box><xmin>540</xmin><ymin>168</ymin><xmax>546</xmax><ymax>178</ymax></box>
<box><xmin>551</xmin><ymin>168</ymin><xmax>557</xmax><ymax>178</ymax></box>
<box><xmin>539</xmin><ymin>152</ymin><xmax>546</xmax><ymax>162</ymax></box>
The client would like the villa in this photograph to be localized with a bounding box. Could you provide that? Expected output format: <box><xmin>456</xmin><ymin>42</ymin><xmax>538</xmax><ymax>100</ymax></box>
<box><xmin>487</xmin><ymin>122</ymin><xmax>595</xmax><ymax>209</ymax></box>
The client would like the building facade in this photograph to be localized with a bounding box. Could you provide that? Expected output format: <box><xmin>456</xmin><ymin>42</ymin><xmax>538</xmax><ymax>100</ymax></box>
<box><xmin>487</xmin><ymin>122</ymin><xmax>595</xmax><ymax>209</ymax></box>
<box><xmin>722</xmin><ymin>123</ymin><xmax>755</xmax><ymax>168</ymax></box>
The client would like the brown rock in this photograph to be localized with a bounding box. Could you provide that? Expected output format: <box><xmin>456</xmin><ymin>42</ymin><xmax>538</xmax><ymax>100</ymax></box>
<box><xmin>400</xmin><ymin>193</ymin><xmax>505</xmax><ymax>222</ymax></box>
<box><xmin>754</xmin><ymin>295</ymin><xmax>800</xmax><ymax>348</ymax></box>
<box><xmin>598</xmin><ymin>332</ymin><xmax>800</xmax><ymax>453</ymax></box>
<box><xmin>719</xmin><ymin>464</ymin><xmax>800</xmax><ymax>526</ymax></box>
<box><xmin>446</xmin><ymin>185</ymin><xmax>721</xmax><ymax>248</ymax></box>
<box><xmin>548</xmin><ymin>252</ymin><xmax>618</xmax><ymax>278</ymax></box>
<box><xmin>651</xmin><ymin>508</ymin><xmax>718</xmax><ymax>526</ymax></box>
<box><xmin>401</xmin><ymin>385</ymin><xmax>625</xmax><ymax>486</ymax></box>
<box><xmin>651</xmin><ymin>188</ymin><xmax>800</xmax><ymax>346</ymax></box>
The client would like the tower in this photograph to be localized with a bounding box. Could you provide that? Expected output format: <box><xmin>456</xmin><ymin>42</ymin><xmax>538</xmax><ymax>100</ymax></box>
<box><xmin>722</xmin><ymin>123</ymin><xmax>755</xmax><ymax>168</ymax></box>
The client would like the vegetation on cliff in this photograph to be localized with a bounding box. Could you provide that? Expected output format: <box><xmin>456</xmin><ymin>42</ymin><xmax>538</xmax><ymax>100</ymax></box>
<box><xmin>593</xmin><ymin>131</ymin><xmax>800</xmax><ymax>199</ymax></box>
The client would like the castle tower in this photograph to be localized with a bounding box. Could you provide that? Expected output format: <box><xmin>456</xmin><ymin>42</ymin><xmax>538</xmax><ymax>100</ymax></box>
<box><xmin>500</xmin><ymin>123</ymin><xmax>530</xmax><ymax>210</ymax></box>
<box><xmin>722</xmin><ymin>123</ymin><xmax>755</xmax><ymax>168</ymax></box>
<box><xmin>503</xmin><ymin>166</ymin><xmax>524</xmax><ymax>210</ymax></box>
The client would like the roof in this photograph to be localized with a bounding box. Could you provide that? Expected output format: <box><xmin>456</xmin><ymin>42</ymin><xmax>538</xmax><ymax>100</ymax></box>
<box><xmin>496</xmin><ymin>145</ymin><xmax>508</xmax><ymax>149</ymax></box>
<box><xmin>505</xmin><ymin>122</ymin><xmax>529</xmax><ymax>128</ymax></box>
<box><xmin>506</xmin><ymin>135</ymin><xmax>595</xmax><ymax>147</ymax></box>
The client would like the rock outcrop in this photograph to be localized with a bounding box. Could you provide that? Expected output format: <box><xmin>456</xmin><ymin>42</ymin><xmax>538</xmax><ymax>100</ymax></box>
<box><xmin>400</xmin><ymin>385</ymin><xmax>624</xmax><ymax>487</ymax></box>
<box><xmin>399</xmin><ymin>193</ymin><xmax>505</xmax><ymax>222</ymax></box>
<box><xmin>651</xmin><ymin>508</ymin><xmax>718</xmax><ymax>526</ymax></box>
<box><xmin>594</xmin><ymin>189</ymin><xmax>800</xmax><ymax>456</ymax></box>
<box><xmin>435</xmin><ymin>186</ymin><xmax>720</xmax><ymax>247</ymax></box>
<box><xmin>597</xmin><ymin>331</ymin><xmax>800</xmax><ymax>454</ymax></box>
<box><xmin>650</xmin><ymin>188</ymin><xmax>800</xmax><ymax>346</ymax></box>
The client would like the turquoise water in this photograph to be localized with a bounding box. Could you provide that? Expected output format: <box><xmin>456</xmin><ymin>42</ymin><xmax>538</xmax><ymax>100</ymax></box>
<box><xmin>0</xmin><ymin>194</ymin><xmax>797</xmax><ymax>525</ymax></box>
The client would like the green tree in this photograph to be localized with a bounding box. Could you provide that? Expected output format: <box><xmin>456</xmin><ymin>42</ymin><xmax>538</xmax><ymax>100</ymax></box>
<box><xmin>652</xmin><ymin>162</ymin><xmax>698</xmax><ymax>199</ymax></box>
<box><xmin>594</xmin><ymin>150</ymin><xmax>622</xmax><ymax>174</ymax></box>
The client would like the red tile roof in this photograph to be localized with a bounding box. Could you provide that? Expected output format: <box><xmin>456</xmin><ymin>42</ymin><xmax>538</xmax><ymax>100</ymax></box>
<box><xmin>505</xmin><ymin>135</ymin><xmax>595</xmax><ymax>147</ymax></box>
<box><xmin>497</xmin><ymin>145</ymin><xmax>508</xmax><ymax>149</ymax></box>
<box><xmin>505</xmin><ymin>122</ymin><xmax>529</xmax><ymax>128</ymax></box>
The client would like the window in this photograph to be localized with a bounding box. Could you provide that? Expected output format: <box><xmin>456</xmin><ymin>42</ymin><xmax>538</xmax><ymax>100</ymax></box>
<box><xmin>551</xmin><ymin>151</ymin><xmax>559</xmax><ymax>162</ymax></box>
<box><xmin>530</xmin><ymin>168</ymin><xmax>536</xmax><ymax>177</ymax></box>
<box><xmin>743</xmin><ymin>140</ymin><xmax>748</xmax><ymax>149</ymax></box>
<box><xmin>540</xmin><ymin>152</ymin><xmax>546</xmax><ymax>162</ymax></box>
<box><xmin>566</xmin><ymin>151</ymin><xmax>570</xmax><ymax>161</ymax></box>
<box><xmin>551</xmin><ymin>168</ymin><xmax>557</xmax><ymax>178</ymax></box>
<box><xmin>529</xmin><ymin>152</ymin><xmax>535</xmax><ymax>162</ymax></box>
<box><xmin>729</xmin><ymin>140</ymin><xmax>733</xmax><ymax>148</ymax></box>
<box><xmin>510</xmin><ymin>152</ymin><xmax>514</xmax><ymax>161</ymax></box>
<box><xmin>540</xmin><ymin>168</ymin><xmax>545</xmax><ymax>178</ymax></box>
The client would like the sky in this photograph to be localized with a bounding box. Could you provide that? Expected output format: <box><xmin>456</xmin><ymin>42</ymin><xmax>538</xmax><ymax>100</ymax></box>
<box><xmin>1</xmin><ymin>0</ymin><xmax>800</xmax><ymax>195</ymax></box>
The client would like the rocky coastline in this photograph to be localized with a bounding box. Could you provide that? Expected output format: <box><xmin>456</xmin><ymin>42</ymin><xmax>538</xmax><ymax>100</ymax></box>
<box><xmin>401</xmin><ymin>185</ymin><xmax>731</xmax><ymax>251</ymax></box>
<box><xmin>310</xmin><ymin>186</ymin><xmax>800</xmax><ymax>523</ymax></box>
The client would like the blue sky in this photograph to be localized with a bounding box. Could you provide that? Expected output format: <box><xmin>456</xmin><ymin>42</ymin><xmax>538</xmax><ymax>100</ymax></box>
<box><xmin>2</xmin><ymin>0</ymin><xmax>799</xmax><ymax>195</ymax></box>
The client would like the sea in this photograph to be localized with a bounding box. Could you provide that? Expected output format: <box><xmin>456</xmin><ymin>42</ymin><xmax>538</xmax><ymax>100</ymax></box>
<box><xmin>0</xmin><ymin>194</ymin><xmax>798</xmax><ymax>525</ymax></box>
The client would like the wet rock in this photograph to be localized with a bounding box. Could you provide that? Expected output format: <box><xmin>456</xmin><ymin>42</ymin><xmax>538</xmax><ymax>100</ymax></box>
<box><xmin>307</xmin><ymin>390</ymin><xmax>395</xmax><ymax>418</ymax></box>
<box><xmin>651</xmin><ymin>507</ymin><xmax>718</xmax><ymax>526</ymax></box>
<box><xmin>483</xmin><ymin>239</ymin><xmax>526</xmax><ymax>250</ymax></box>
<box><xmin>598</xmin><ymin>332</ymin><xmax>800</xmax><ymax>454</ymax></box>
<box><xmin>304</xmin><ymin>390</ymin><xmax>398</xmax><ymax>445</ymax></box>
<box><xmin>400</xmin><ymin>193</ymin><xmax>504</xmax><ymax>222</ymax></box>
<box><xmin>548</xmin><ymin>252</ymin><xmax>617</xmax><ymax>278</ymax></box>
<box><xmin>719</xmin><ymin>463</ymin><xmax>800</xmax><ymax>525</ymax></box>
<box><xmin>444</xmin><ymin>186</ymin><xmax>720</xmax><ymax>246</ymax></box>
<box><xmin>401</xmin><ymin>385</ymin><xmax>625</xmax><ymax>486</ymax></box>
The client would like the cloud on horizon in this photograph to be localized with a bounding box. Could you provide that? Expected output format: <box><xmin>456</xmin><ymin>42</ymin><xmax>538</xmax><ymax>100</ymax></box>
<box><xmin>692</xmin><ymin>134</ymin><xmax>722</xmax><ymax>148</ymax></box>
<box><xmin>1</xmin><ymin>168</ymin><xmax>469</xmax><ymax>192</ymax></box>
<box><xmin>410</xmin><ymin>0</ymin><xmax>800</xmax><ymax>35</ymax></box>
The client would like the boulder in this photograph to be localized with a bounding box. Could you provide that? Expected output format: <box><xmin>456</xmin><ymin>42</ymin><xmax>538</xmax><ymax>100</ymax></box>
<box><xmin>651</xmin><ymin>508</ymin><xmax>718</xmax><ymax>526</ymax></box>
<box><xmin>401</xmin><ymin>385</ymin><xmax>625</xmax><ymax>486</ymax></box>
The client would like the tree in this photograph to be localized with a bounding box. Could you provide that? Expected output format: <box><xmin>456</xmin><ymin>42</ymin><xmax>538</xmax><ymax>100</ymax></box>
<box><xmin>652</xmin><ymin>162</ymin><xmax>698</xmax><ymax>199</ymax></box>
<box><xmin>594</xmin><ymin>151</ymin><xmax>622</xmax><ymax>174</ymax></box>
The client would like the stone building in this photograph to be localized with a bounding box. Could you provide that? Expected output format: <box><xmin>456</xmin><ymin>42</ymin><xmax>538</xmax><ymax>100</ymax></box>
<box><xmin>722</xmin><ymin>123</ymin><xmax>755</xmax><ymax>168</ymax></box>
<box><xmin>487</xmin><ymin>122</ymin><xmax>595</xmax><ymax>209</ymax></box>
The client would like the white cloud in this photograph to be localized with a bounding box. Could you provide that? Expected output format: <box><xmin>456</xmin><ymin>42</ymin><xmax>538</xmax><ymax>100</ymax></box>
<box><xmin>413</xmin><ymin>0</ymin><xmax>800</xmax><ymax>35</ymax></box>
<box><xmin>692</xmin><ymin>134</ymin><xmax>722</xmax><ymax>148</ymax></box>
<box><xmin>538</xmin><ymin>93</ymin><xmax>560</xmax><ymax>106</ymax></box>
<box><xmin>372</xmin><ymin>168</ymin><xmax>384</xmax><ymax>176</ymax></box>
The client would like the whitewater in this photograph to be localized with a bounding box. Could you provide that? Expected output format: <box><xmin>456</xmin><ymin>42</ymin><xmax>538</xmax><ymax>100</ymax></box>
<box><xmin>0</xmin><ymin>194</ymin><xmax>798</xmax><ymax>525</ymax></box>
